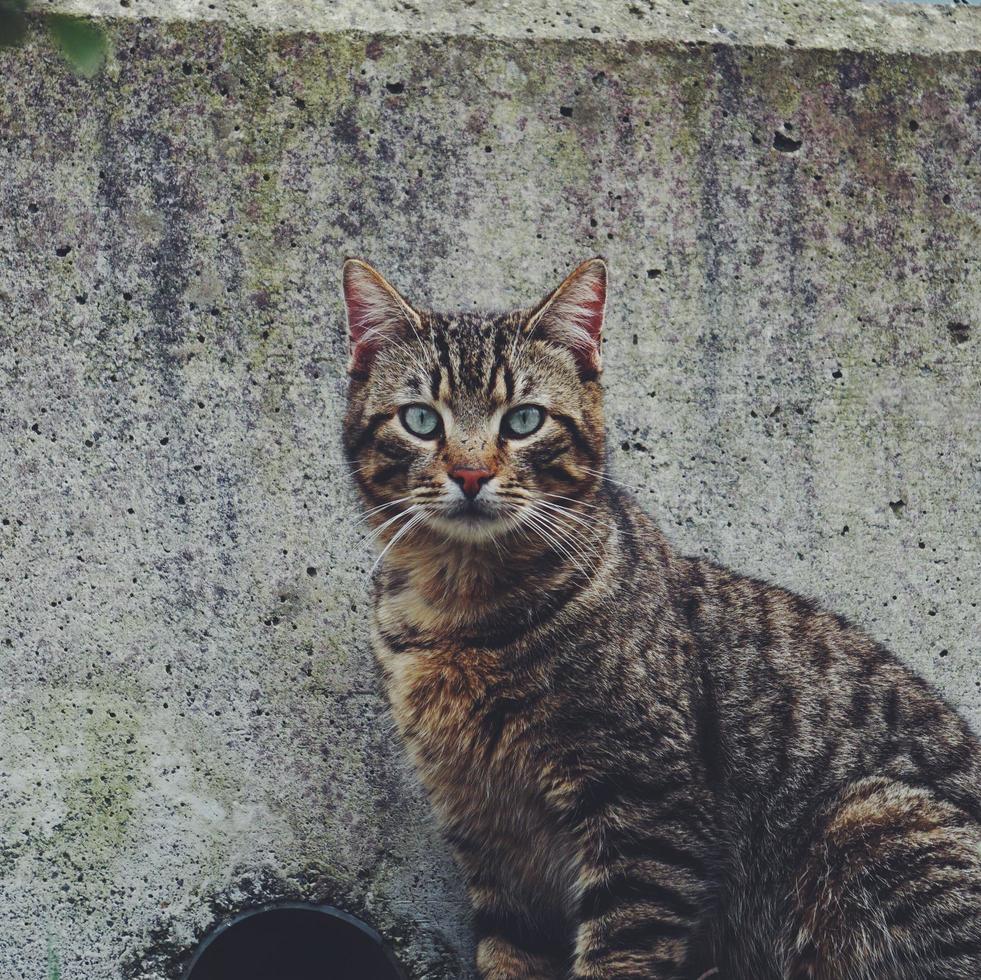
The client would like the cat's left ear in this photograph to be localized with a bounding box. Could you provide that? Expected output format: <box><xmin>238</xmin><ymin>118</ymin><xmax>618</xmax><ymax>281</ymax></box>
<box><xmin>524</xmin><ymin>257</ymin><xmax>607</xmax><ymax>379</ymax></box>
<box><xmin>342</xmin><ymin>258</ymin><xmax>424</xmax><ymax>379</ymax></box>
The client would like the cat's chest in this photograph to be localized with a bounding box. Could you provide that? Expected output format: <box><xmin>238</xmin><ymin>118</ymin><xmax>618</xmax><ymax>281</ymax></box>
<box><xmin>374</xmin><ymin>628</ymin><xmax>554</xmax><ymax>819</ymax></box>
<box><xmin>377</xmin><ymin>636</ymin><xmax>531</xmax><ymax>791</ymax></box>
<box><xmin>376</xmin><ymin>635</ymin><xmax>579</xmax><ymax>912</ymax></box>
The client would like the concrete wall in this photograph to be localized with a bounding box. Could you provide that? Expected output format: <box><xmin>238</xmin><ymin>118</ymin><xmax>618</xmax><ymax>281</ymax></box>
<box><xmin>0</xmin><ymin>2</ymin><xmax>978</xmax><ymax>977</ymax></box>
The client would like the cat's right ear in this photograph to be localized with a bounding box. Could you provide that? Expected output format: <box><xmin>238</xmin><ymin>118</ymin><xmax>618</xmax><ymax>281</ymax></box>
<box><xmin>341</xmin><ymin>258</ymin><xmax>423</xmax><ymax>378</ymax></box>
<box><xmin>524</xmin><ymin>257</ymin><xmax>607</xmax><ymax>380</ymax></box>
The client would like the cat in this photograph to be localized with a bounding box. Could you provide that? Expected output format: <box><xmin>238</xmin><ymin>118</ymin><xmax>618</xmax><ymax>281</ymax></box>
<box><xmin>341</xmin><ymin>256</ymin><xmax>981</xmax><ymax>980</ymax></box>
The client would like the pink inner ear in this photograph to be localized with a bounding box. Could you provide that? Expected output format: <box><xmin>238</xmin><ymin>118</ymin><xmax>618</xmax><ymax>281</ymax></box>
<box><xmin>348</xmin><ymin>334</ymin><xmax>378</xmax><ymax>377</ymax></box>
<box><xmin>343</xmin><ymin>273</ymin><xmax>384</xmax><ymax>347</ymax></box>
<box><xmin>342</xmin><ymin>262</ymin><xmax>408</xmax><ymax>378</ymax></box>
<box><xmin>343</xmin><ymin>275</ymin><xmax>389</xmax><ymax>377</ymax></box>
<box><xmin>558</xmin><ymin>265</ymin><xmax>606</xmax><ymax>375</ymax></box>
<box><xmin>345</xmin><ymin>293</ymin><xmax>374</xmax><ymax>346</ymax></box>
<box><xmin>579</xmin><ymin>277</ymin><xmax>606</xmax><ymax>342</ymax></box>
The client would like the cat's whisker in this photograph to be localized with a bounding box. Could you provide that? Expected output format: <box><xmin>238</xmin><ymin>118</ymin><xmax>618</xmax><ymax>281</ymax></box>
<box><xmin>493</xmin><ymin>484</ymin><xmax>592</xmax><ymax>511</ymax></box>
<box><xmin>521</xmin><ymin>505</ymin><xmax>595</xmax><ymax>581</ymax></box>
<box><xmin>532</xmin><ymin>501</ymin><xmax>603</xmax><ymax>537</ymax></box>
<box><xmin>365</xmin><ymin>508</ymin><xmax>427</xmax><ymax>585</ymax></box>
<box><xmin>355</xmin><ymin>490</ymin><xmax>442</xmax><ymax>524</ymax></box>
<box><xmin>336</xmin><ymin>489</ymin><xmax>440</xmax><ymax>536</ymax></box>
<box><xmin>496</xmin><ymin>490</ymin><xmax>534</xmax><ymax>503</ymax></box>
<box><xmin>525</xmin><ymin>516</ymin><xmax>593</xmax><ymax>583</ymax></box>
<box><xmin>336</xmin><ymin>505</ymin><xmax>421</xmax><ymax>567</ymax></box>
<box><xmin>537</xmin><ymin>490</ymin><xmax>604</xmax><ymax>510</ymax></box>
<box><xmin>486</xmin><ymin>517</ymin><xmax>510</xmax><ymax>563</ymax></box>
<box><xmin>517</xmin><ymin>507</ymin><xmax>572</xmax><ymax>566</ymax></box>
<box><xmin>351</xmin><ymin>495</ymin><xmax>415</xmax><ymax>526</ymax></box>
<box><xmin>509</xmin><ymin>515</ymin><xmax>541</xmax><ymax>572</ymax></box>
<box><xmin>362</xmin><ymin>503</ymin><xmax>421</xmax><ymax>548</ymax></box>
<box><xmin>548</xmin><ymin>530</ymin><xmax>602</xmax><ymax>580</ymax></box>
<box><xmin>506</xmin><ymin>513</ymin><xmax>542</xmax><ymax>564</ymax></box>
<box><xmin>579</xmin><ymin>465</ymin><xmax>649</xmax><ymax>494</ymax></box>
<box><xmin>530</xmin><ymin>505</ymin><xmax>605</xmax><ymax>576</ymax></box>
<box><xmin>532</xmin><ymin>497</ymin><xmax>615</xmax><ymax>537</ymax></box>
<box><xmin>534</xmin><ymin>498</ymin><xmax>617</xmax><ymax>533</ymax></box>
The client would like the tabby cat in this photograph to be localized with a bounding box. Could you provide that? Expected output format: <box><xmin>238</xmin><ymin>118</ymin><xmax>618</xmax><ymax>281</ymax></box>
<box><xmin>341</xmin><ymin>256</ymin><xmax>981</xmax><ymax>980</ymax></box>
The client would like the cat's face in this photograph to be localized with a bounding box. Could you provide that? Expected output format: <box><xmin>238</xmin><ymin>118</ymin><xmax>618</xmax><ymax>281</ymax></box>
<box><xmin>342</xmin><ymin>259</ymin><xmax>607</xmax><ymax>547</ymax></box>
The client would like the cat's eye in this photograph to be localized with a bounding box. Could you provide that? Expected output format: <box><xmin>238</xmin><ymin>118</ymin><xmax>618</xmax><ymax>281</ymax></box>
<box><xmin>399</xmin><ymin>403</ymin><xmax>442</xmax><ymax>439</ymax></box>
<box><xmin>501</xmin><ymin>404</ymin><xmax>545</xmax><ymax>439</ymax></box>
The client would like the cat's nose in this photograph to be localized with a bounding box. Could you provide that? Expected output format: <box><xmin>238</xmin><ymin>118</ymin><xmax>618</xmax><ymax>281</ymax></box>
<box><xmin>448</xmin><ymin>466</ymin><xmax>494</xmax><ymax>499</ymax></box>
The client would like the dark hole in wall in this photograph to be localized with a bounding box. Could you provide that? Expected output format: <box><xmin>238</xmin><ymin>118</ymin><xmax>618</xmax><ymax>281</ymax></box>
<box><xmin>772</xmin><ymin>130</ymin><xmax>803</xmax><ymax>153</ymax></box>
<box><xmin>948</xmin><ymin>321</ymin><xmax>970</xmax><ymax>344</ymax></box>
<box><xmin>183</xmin><ymin>904</ymin><xmax>406</xmax><ymax>980</ymax></box>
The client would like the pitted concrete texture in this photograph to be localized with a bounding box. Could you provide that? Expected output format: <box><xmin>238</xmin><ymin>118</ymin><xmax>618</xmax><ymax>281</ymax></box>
<box><xmin>0</xmin><ymin>1</ymin><xmax>978</xmax><ymax>977</ymax></box>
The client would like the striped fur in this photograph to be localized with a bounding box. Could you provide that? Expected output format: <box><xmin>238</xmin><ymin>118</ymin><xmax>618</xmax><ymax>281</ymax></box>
<box><xmin>341</xmin><ymin>259</ymin><xmax>981</xmax><ymax>979</ymax></box>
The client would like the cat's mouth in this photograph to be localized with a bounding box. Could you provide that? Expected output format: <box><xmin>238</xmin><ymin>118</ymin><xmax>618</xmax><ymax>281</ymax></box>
<box><xmin>430</xmin><ymin>497</ymin><xmax>512</xmax><ymax>542</ymax></box>
<box><xmin>443</xmin><ymin>499</ymin><xmax>500</xmax><ymax>523</ymax></box>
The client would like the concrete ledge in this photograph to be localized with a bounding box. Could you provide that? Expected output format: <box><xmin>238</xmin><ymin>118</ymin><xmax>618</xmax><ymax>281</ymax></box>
<box><xmin>31</xmin><ymin>0</ymin><xmax>981</xmax><ymax>52</ymax></box>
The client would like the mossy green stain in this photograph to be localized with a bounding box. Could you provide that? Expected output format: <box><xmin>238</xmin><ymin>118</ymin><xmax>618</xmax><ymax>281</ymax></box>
<box><xmin>47</xmin><ymin>14</ymin><xmax>108</xmax><ymax>78</ymax></box>
<box><xmin>46</xmin><ymin>933</ymin><xmax>61</xmax><ymax>980</ymax></box>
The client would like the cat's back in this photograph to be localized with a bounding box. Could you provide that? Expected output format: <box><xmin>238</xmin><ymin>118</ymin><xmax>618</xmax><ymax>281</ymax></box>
<box><xmin>666</xmin><ymin>545</ymin><xmax>981</xmax><ymax>822</ymax></box>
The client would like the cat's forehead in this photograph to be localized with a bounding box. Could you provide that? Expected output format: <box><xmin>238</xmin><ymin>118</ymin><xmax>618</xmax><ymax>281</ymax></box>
<box><xmin>422</xmin><ymin>309</ymin><xmax>526</xmax><ymax>392</ymax></box>
<box><xmin>366</xmin><ymin>306</ymin><xmax>578</xmax><ymax>414</ymax></box>
<box><xmin>425</xmin><ymin>310</ymin><xmax>521</xmax><ymax>349</ymax></box>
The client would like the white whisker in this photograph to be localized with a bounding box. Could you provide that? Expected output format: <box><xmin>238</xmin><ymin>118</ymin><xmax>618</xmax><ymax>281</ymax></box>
<box><xmin>530</xmin><ymin>503</ymin><xmax>605</xmax><ymax>573</ymax></box>
<box><xmin>362</xmin><ymin>504</ymin><xmax>419</xmax><ymax>548</ymax></box>
<box><xmin>579</xmin><ymin>465</ymin><xmax>647</xmax><ymax>494</ymax></box>
<box><xmin>352</xmin><ymin>496</ymin><xmax>415</xmax><ymax>527</ymax></box>
<box><xmin>366</xmin><ymin>509</ymin><xmax>427</xmax><ymax>584</ymax></box>
<box><xmin>521</xmin><ymin>505</ymin><xmax>594</xmax><ymax>581</ymax></box>
<box><xmin>534</xmin><ymin>498</ymin><xmax>617</xmax><ymax>533</ymax></box>
<box><xmin>537</xmin><ymin>490</ymin><xmax>603</xmax><ymax>510</ymax></box>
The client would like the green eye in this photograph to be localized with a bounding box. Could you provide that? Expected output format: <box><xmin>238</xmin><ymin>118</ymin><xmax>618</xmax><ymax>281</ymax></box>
<box><xmin>501</xmin><ymin>404</ymin><xmax>545</xmax><ymax>439</ymax></box>
<box><xmin>399</xmin><ymin>403</ymin><xmax>441</xmax><ymax>439</ymax></box>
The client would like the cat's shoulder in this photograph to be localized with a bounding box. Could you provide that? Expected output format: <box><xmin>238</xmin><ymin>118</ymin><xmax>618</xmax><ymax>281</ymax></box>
<box><xmin>668</xmin><ymin>548</ymin><xmax>894</xmax><ymax>669</ymax></box>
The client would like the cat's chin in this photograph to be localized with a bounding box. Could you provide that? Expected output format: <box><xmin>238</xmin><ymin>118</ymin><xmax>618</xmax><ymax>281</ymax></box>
<box><xmin>427</xmin><ymin>508</ymin><xmax>512</xmax><ymax>545</ymax></box>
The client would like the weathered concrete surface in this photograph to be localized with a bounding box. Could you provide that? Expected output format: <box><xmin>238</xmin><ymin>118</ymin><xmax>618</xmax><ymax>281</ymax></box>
<box><xmin>0</xmin><ymin>1</ymin><xmax>978</xmax><ymax>977</ymax></box>
<box><xmin>29</xmin><ymin>0</ymin><xmax>981</xmax><ymax>52</ymax></box>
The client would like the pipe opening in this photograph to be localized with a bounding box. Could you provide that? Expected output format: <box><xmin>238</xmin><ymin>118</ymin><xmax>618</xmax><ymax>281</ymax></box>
<box><xmin>182</xmin><ymin>903</ymin><xmax>406</xmax><ymax>980</ymax></box>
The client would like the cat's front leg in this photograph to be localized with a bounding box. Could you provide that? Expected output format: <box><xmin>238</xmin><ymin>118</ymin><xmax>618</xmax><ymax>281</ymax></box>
<box><xmin>450</xmin><ymin>826</ymin><xmax>566</xmax><ymax>979</ymax></box>
<box><xmin>566</xmin><ymin>792</ymin><xmax>714</xmax><ymax>979</ymax></box>
<box><xmin>570</xmin><ymin>879</ymin><xmax>698</xmax><ymax>980</ymax></box>
<box><xmin>569</xmin><ymin>870</ymin><xmax>705</xmax><ymax>979</ymax></box>
<box><xmin>471</xmin><ymin>901</ymin><xmax>566</xmax><ymax>980</ymax></box>
<box><xmin>475</xmin><ymin>934</ymin><xmax>563</xmax><ymax>980</ymax></box>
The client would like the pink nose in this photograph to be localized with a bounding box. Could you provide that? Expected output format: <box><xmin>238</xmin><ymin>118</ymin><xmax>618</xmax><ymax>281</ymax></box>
<box><xmin>449</xmin><ymin>467</ymin><xmax>494</xmax><ymax>499</ymax></box>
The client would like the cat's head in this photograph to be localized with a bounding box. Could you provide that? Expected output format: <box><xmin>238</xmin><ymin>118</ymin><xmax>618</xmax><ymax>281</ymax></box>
<box><xmin>341</xmin><ymin>258</ymin><xmax>607</xmax><ymax>547</ymax></box>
